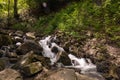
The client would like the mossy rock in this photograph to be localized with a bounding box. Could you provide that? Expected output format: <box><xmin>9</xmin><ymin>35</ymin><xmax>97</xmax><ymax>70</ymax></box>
<box><xmin>0</xmin><ymin>34</ymin><xmax>13</xmax><ymax>47</ymax></box>
<box><xmin>0</xmin><ymin>59</ymin><xmax>6</xmax><ymax>71</ymax></box>
<box><xmin>22</xmin><ymin>62</ymin><xmax>43</xmax><ymax>76</ymax></box>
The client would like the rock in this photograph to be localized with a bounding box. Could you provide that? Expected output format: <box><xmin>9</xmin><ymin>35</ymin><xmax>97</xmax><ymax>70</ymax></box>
<box><xmin>0</xmin><ymin>29</ymin><xmax>8</xmax><ymax>35</ymax></box>
<box><xmin>14</xmin><ymin>31</ymin><xmax>24</xmax><ymax>37</ymax></box>
<box><xmin>0</xmin><ymin>68</ymin><xmax>23</xmax><ymax>80</ymax></box>
<box><xmin>16</xmin><ymin>42</ymin><xmax>22</xmax><ymax>46</ymax></box>
<box><xmin>35</xmin><ymin>69</ymin><xmax>77</xmax><ymax>80</ymax></box>
<box><xmin>116</xmin><ymin>66</ymin><xmax>120</xmax><ymax>79</ymax></box>
<box><xmin>26</xmin><ymin>32</ymin><xmax>36</xmax><ymax>39</ymax></box>
<box><xmin>106</xmin><ymin>44</ymin><xmax>120</xmax><ymax>65</ymax></box>
<box><xmin>6</xmin><ymin>52</ymin><xmax>18</xmax><ymax>58</ymax></box>
<box><xmin>1</xmin><ymin>57</ymin><xmax>13</xmax><ymax>68</ymax></box>
<box><xmin>0</xmin><ymin>50</ymin><xmax>4</xmax><ymax>57</ymax></box>
<box><xmin>12</xmin><ymin>51</ymin><xmax>36</xmax><ymax>69</ymax></box>
<box><xmin>34</xmin><ymin>55</ymin><xmax>50</xmax><ymax>68</ymax></box>
<box><xmin>12</xmin><ymin>51</ymin><xmax>47</xmax><ymax>70</ymax></box>
<box><xmin>22</xmin><ymin>61</ymin><xmax>42</xmax><ymax>76</ymax></box>
<box><xmin>96</xmin><ymin>61</ymin><xmax>119</xmax><ymax>79</ymax></box>
<box><xmin>97</xmin><ymin>61</ymin><xmax>111</xmax><ymax>74</ymax></box>
<box><xmin>0</xmin><ymin>34</ymin><xmax>13</xmax><ymax>47</ymax></box>
<box><xmin>58</xmin><ymin>52</ymin><xmax>72</xmax><ymax>65</ymax></box>
<box><xmin>0</xmin><ymin>59</ymin><xmax>6</xmax><ymax>71</ymax></box>
<box><xmin>9</xmin><ymin>58</ymin><xmax>18</xmax><ymax>63</ymax></box>
<box><xmin>16</xmin><ymin>40</ymin><xmax>43</xmax><ymax>55</ymax></box>
<box><xmin>13</xmin><ymin>36</ymin><xmax>23</xmax><ymax>44</ymax></box>
<box><xmin>76</xmin><ymin>72</ymin><xmax>101</xmax><ymax>80</ymax></box>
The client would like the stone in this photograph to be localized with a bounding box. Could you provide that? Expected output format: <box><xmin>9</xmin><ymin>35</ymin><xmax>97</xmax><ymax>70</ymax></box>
<box><xmin>106</xmin><ymin>44</ymin><xmax>120</xmax><ymax>65</ymax></box>
<box><xmin>12</xmin><ymin>51</ymin><xmax>36</xmax><ymax>69</ymax></box>
<box><xmin>35</xmin><ymin>69</ymin><xmax>77</xmax><ymax>80</ymax></box>
<box><xmin>0</xmin><ymin>68</ymin><xmax>23</xmax><ymax>80</ymax></box>
<box><xmin>0</xmin><ymin>50</ymin><xmax>4</xmax><ymax>57</ymax></box>
<box><xmin>0</xmin><ymin>34</ymin><xmax>13</xmax><ymax>47</ymax></box>
<box><xmin>26</xmin><ymin>32</ymin><xmax>36</xmax><ymax>39</ymax></box>
<box><xmin>14</xmin><ymin>31</ymin><xmax>24</xmax><ymax>37</ymax></box>
<box><xmin>22</xmin><ymin>61</ymin><xmax>43</xmax><ymax>76</ymax></box>
<box><xmin>9</xmin><ymin>58</ymin><xmax>18</xmax><ymax>63</ymax></box>
<box><xmin>76</xmin><ymin>72</ymin><xmax>101</xmax><ymax>80</ymax></box>
<box><xmin>6</xmin><ymin>52</ymin><xmax>18</xmax><ymax>58</ymax></box>
<box><xmin>13</xmin><ymin>36</ymin><xmax>23</xmax><ymax>44</ymax></box>
<box><xmin>34</xmin><ymin>55</ymin><xmax>50</xmax><ymax>68</ymax></box>
<box><xmin>116</xmin><ymin>66</ymin><xmax>120</xmax><ymax>79</ymax></box>
<box><xmin>16</xmin><ymin>40</ymin><xmax>43</xmax><ymax>55</ymax></box>
<box><xmin>0</xmin><ymin>59</ymin><xmax>6</xmax><ymax>71</ymax></box>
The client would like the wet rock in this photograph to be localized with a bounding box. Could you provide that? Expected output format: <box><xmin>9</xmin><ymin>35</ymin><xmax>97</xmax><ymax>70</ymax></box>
<box><xmin>0</xmin><ymin>34</ymin><xmax>13</xmax><ymax>47</ymax></box>
<box><xmin>16</xmin><ymin>40</ymin><xmax>43</xmax><ymax>55</ymax></box>
<box><xmin>97</xmin><ymin>61</ymin><xmax>111</xmax><ymax>74</ymax></box>
<box><xmin>35</xmin><ymin>69</ymin><xmax>77</xmax><ymax>80</ymax></box>
<box><xmin>14</xmin><ymin>31</ymin><xmax>24</xmax><ymax>37</ymax></box>
<box><xmin>0</xmin><ymin>68</ymin><xmax>23</xmax><ymax>80</ymax></box>
<box><xmin>57</xmin><ymin>52</ymin><xmax>71</xmax><ymax>65</ymax></box>
<box><xmin>13</xmin><ymin>36</ymin><xmax>23</xmax><ymax>44</ymax></box>
<box><xmin>22</xmin><ymin>61</ymin><xmax>43</xmax><ymax>76</ymax></box>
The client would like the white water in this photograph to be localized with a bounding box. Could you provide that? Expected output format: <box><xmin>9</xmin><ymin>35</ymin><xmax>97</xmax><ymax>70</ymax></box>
<box><xmin>39</xmin><ymin>36</ymin><xmax>104</xmax><ymax>80</ymax></box>
<box><xmin>66</xmin><ymin>54</ymin><xmax>97</xmax><ymax>74</ymax></box>
<box><xmin>39</xmin><ymin>36</ymin><xmax>64</xmax><ymax>65</ymax></box>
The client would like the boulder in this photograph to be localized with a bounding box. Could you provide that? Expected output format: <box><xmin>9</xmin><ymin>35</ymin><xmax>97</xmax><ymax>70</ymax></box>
<box><xmin>12</xmin><ymin>51</ymin><xmax>36</xmax><ymax>69</ymax></box>
<box><xmin>34</xmin><ymin>55</ymin><xmax>50</xmax><ymax>68</ymax></box>
<box><xmin>22</xmin><ymin>61</ymin><xmax>43</xmax><ymax>76</ymax></box>
<box><xmin>16</xmin><ymin>40</ymin><xmax>43</xmax><ymax>55</ymax></box>
<box><xmin>12</xmin><ymin>51</ymin><xmax>48</xmax><ymax>70</ymax></box>
<box><xmin>0</xmin><ymin>68</ymin><xmax>23</xmax><ymax>80</ymax></box>
<box><xmin>35</xmin><ymin>69</ymin><xmax>77</xmax><ymax>80</ymax></box>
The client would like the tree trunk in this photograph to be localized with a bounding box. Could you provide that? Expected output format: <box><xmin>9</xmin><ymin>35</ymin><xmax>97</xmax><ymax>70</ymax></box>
<box><xmin>7</xmin><ymin>0</ymin><xmax>10</xmax><ymax>27</ymax></box>
<box><xmin>14</xmin><ymin>0</ymin><xmax>19</xmax><ymax>19</ymax></box>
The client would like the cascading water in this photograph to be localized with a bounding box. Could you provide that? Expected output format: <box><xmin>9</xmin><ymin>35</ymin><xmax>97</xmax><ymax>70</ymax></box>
<box><xmin>65</xmin><ymin>54</ymin><xmax>105</xmax><ymax>80</ymax></box>
<box><xmin>39</xmin><ymin>36</ymin><xmax>64</xmax><ymax>65</ymax></box>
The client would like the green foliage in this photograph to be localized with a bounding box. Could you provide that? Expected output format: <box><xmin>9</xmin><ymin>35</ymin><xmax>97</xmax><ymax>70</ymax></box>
<box><xmin>11</xmin><ymin>22</ymin><xmax>28</xmax><ymax>31</ymax></box>
<box><xmin>33</xmin><ymin>0</ymin><xmax>119</xmax><ymax>46</ymax></box>
<box><xmin>0</xmin><ymin>0</ymin><xmax>28</xmax><ymax>18</ymax></box>
<box><xmin>0</xmin><ymin>0</ymin><xmax>119</xmax><ymax>46</ymax></box>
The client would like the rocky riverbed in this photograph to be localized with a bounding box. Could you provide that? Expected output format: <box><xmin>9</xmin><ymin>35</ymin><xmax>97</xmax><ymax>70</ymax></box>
<box><xmin>0</xmin><ymin>29</ymin><xmax>120</xmax><ymax>80</ymax></box>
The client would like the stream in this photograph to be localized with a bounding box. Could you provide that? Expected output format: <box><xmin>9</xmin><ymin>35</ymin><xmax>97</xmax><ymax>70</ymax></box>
<box><xmin>0</xmin><ymin>29</ymin><xmax>120</xmax><ymax>80</ymax></box>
